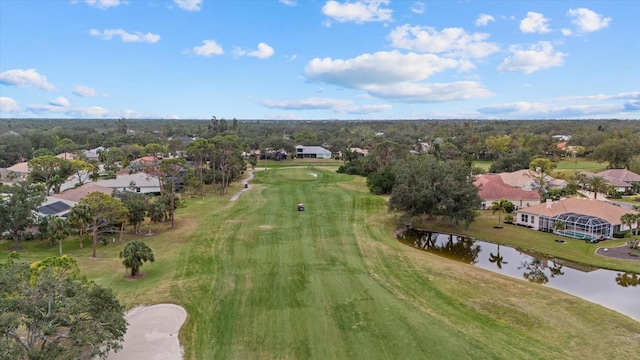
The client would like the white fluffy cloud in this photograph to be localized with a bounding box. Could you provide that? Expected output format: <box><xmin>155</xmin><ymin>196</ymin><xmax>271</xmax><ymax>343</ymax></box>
<box><xmin>497</xmin><ymin>41</ymin><xmax>566</xmax><ymax>74</ymax></box>
<box><xmin>0</xmin><ymin>69</ymin><xmax>55</xmax><ymax>91</ymax></box>
<box><xmin>475</xmin><ymin>14</ymin><xmax>495</xmax><ymax>27</ymax></box>
<box><xmin>306</xmin><ymin>51</ymin><xmax>461</xmax><ymax>87</ymax></box>
<box><xmin>0</xmin><ymin>97</ymin><xmax>20</xmax><ymax>113</ymax></box>
<box><xmin>305</xmin><ymin>51</ymin><xmax>492</xmax><ymax>102</ymax></box>
<box><xmin>173</xmin><ymin>0</ymin><xmax>203</xmax><ymax>12</ymax></box>
<box><xmin>568</xmin><ymin>8</ymin><xmax>611</xmax><ymax>32</ymax></box>
<box><xmin>389</xmin><ymin>24</ymin><xmax>499</xmax><ymax>58</ymax></box>
<box><xmin>89</xmin><ymin>29</ymin><xmax>161</xmax><ymax>43</ymax></box>
<box><xmin>322</xmin><ymin>0</ymin><xmax>393</xmax><ymax>24</ymax></box>
<box><xmin>75</xmin><ymin>0</ymin><xmax>121</xmax><ymax>9</ymax></box>
<box><xmin>235</xmin><ymin>43</ymin><xmax>275</xmax><ymax>59</ymax></box>
<box><xmin>410</xmin><ymin>1</ymin><xmax>425</xmax><ymax>14</ymax></box>
<box><xmin>520</xmin><ymin>12</ymin><xmax>551</xmax><ymax>33</ymax></box>
<box><xmin>50</xmin><ymin>97</ymin><xmax>70</xmax><ymax>107</ymax></box>
<box><xmin>364</xmin><ymin>81</ymin><xmax>493</xmax><ymax>103</ymax></box>
<box><xmin>73</xmin><ymin>85</ymin><xmax>99</xmax><ymax>97</ymax></box>
<box><xmin>186</xmin><ymin>40</ymin><xmax>224</xmax><ymax>57</ymax></box>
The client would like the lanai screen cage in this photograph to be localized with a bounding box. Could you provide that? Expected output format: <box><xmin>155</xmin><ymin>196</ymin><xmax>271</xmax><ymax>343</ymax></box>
<box><xmin>542</xmin><ymin>212</ymin><xmax>611</xmax><ymax>240</ymax></box>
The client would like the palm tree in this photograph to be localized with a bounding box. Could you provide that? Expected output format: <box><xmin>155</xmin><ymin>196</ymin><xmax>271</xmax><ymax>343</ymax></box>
<box><xmin>49</xmin><ymin>217</ymin><xmax>70</xmax><ymax>256</ymax></box>
<box><xmin>554</xmin><ymin>220</ymin><xmax>567</xmax><ymax>235</ymax></box>
<box><xmin>621</xmin><ymin>213</ymin><xmax>635</xmax><ymax>235</ymax></box>
<box><xmin>489</xmin><ymin>244</ymin><xmax>505</xmax><ymax>269</ymax></box>
<box><xmin>119</xmin><ymin>240</ymin><xmax>155</xmax><ymax>277</ymax></box>
<box><xmin>490</xmin><ymin>198</ymin><xmax>511</xmax><ymax>228</ymax></box>
<box><xmin>587</xmin><ymin>176</ymin><xmax>608</xmax><ymax>199</ymax></box>
<box><xmin>574</xmin><ymin>172</ymin><xmax>588</xmax><ymax>189</ymax></box>
<box><xmin>67</xmin><ymin>202</ymin><xmax>92</xmax><ymax>249</ymax></box>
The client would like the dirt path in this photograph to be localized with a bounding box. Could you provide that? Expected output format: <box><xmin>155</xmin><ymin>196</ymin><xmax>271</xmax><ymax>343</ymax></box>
<box><xmin>230</xmin><ymin>170</ymin><xmax>254</xmax><ymax>201</ymax></box>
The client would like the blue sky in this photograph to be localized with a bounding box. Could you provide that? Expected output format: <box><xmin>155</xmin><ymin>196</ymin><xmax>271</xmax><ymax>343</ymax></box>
<box><xmin>1</xmin><ymin>0</ymin><xmax>638</xmax><ymax>120</ymax></box>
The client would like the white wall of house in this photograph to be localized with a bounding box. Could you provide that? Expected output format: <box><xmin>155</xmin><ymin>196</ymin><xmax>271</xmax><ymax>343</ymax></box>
<box><xmin>515</xmin><ymin>211</ymin><xmax>541</xmax><ymax>230</ymax></box>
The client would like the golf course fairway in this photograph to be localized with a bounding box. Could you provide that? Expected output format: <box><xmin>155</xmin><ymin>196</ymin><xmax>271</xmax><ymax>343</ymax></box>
<box><xmin>168</xmin><ymin>167</ymin><xmax>640</xmax><ymax>359</ymax></box>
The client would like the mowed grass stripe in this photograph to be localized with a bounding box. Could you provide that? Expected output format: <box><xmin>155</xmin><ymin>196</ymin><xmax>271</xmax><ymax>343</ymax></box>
<box><xmin>175</xmin><ymin>168</ymin><xmax>496</xmax><ymax>359</ymax></box>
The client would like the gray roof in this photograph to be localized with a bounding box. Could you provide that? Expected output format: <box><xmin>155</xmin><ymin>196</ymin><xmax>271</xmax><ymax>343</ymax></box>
<box><xmin>296</xmin><ymin>145</ymin><xmax>331</xmax><ymax>155</ymax></box>
<box><xmin>95</xmin><ymin>173</ymin><xmax>160</xmax><ymax>188</ymax></box>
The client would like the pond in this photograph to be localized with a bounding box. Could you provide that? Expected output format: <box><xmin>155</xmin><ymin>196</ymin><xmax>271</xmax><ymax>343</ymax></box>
<box><xmin>398</xmin><ymin>229</ymin><xmax>640</xmax><ymax>322</ymax></box>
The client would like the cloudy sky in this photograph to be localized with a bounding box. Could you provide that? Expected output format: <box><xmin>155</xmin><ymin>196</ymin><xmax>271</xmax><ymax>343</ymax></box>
<box><xmin>1</xmin><ymin>0</ymin><xmax>638</xmax><ymax>120</ymax></box>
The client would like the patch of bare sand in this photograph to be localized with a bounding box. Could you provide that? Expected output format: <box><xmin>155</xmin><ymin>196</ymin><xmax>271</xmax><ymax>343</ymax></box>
<box><xmin>107</xmin><ymin>303</ymin><xmax>187</xmax><ymax>360</ymax></box>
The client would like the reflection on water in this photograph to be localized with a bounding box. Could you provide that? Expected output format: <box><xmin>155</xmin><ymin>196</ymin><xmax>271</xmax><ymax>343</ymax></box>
<box><xmin>398</xmin><ymin>229</ymin><xmax>640</xmax><ymax>321</ymax></box>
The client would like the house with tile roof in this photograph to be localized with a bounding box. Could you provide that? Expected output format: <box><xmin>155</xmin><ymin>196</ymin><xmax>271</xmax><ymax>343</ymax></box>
<box><xmin>52</xmin><ymin>183</ymin><xmax>114</xmax><ymax>202</ymax></box>
<box><xmin>497</xmin><ymin>169</ymin><xmax>567</xmax><ymax>191</ymax></box>
<box><xmin>581</xmin><ymin>169</ymin><xmax>640</xmax><ymax>193</ymax></box>
<box><xmin>515</xmin><ymin>197</ymin><xmax>637</xmax><ymax>240</ymax></box>
<box><xmin>474</xmin><ymin>174</ymin><xmax>541</xmax><ymax>208</ymax></box>
<box><xmin>1</xmin><ymin>161</ymin><xmax>30</xmax><ymax>182</ymax></box>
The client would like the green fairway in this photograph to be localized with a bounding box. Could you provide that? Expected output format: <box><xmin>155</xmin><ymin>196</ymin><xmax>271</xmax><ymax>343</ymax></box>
<box><xmin>2</xmin><ymin>168</ymin><xmax>639</xmax><ymax>359</ymax></box>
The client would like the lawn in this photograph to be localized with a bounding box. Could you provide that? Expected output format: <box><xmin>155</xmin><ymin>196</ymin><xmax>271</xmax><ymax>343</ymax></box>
<box><xmin>552</xmin><ymin>158</ymin><xmax>608</xmax><ymax>179</ymax></box>
<box><xmin>2</xmin><ymin>168</ymin><xmax>639</xmax><ymax>359</ymax></box>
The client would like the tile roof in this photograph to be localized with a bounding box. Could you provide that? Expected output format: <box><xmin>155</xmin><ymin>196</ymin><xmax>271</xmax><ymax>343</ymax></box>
<box><xmin>6</xmin><ymin>162</ymin><xmax>29</xmax><ymax>173</ymax></box>
<box><xmin>596</xmin><ymin>169</ymin><xmax>640</xmax><ymax>183</ymax></box>
<box><xmin>516</xmin><ymin>197</ymin><xmax>637</xmax><ymax>225</ymax></box>
<box><xmin>474</xmin><ymin>175</ymin><xmax>540</xmax><ymax>202</ymax></box>
<box><xmin>52</xmin><ymin>183</ymin><xmax>114</xmax><ymax>202</ymax></box>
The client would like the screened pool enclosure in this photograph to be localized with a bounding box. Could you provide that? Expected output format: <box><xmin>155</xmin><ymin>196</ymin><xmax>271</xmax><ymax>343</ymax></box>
<box><xmin>538</xmin><ymin>212</ymin><xmax>611</xmax><ymax>240</ymax></box>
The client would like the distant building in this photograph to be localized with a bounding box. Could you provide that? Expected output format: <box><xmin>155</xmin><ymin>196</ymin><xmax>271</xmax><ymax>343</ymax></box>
<box><xmin>81</xmin><ymin>146</ymin><xmax>105</xmax><ymax>160</ymax></box>
<box><xmin>295</xmin><ymin>145</ymin><xmax>332</xmax><ymax>159</ymax></box>
<box><xmin>496</xmin><ymin>169</ymin><xmax>567</xmax><ymax>191</ymax></box>
<box><xmin>581</xmin><ymin>169</ymin><xmax>640</xmax><ymax>193</ymax></box>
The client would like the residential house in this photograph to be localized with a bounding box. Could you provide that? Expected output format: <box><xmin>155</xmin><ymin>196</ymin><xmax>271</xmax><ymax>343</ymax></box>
<box><xmin>259</xmin><ymin>148</ymin><xmax>288</xmax><ymax>160</ymax></box>
<box><xmin>81</xmin><ymin>146</ymin><xmax>105</xmax><ymax>160</ymax></box>
<box><xmin>1</xmin><ymin>161</ymin><xmax>30</xmax><ymax>182</ymax></box>
<box><xmin>348</xmin><ymin>147</ymin><xmax>369</xmax><ymax>157</ymax></box>
<box><xmin>95</xmin><ymin>172</ymin><xmax>162</xmax><ymax>194</ymax></box>
<box><xmin>474</xmin><ymin>174</ymin><xmax>541</xmax><ymax>208</ymax></box>
<box><xmin>581</xmin><ymin>169</ymin><xmax>640</xmax><ymax>193</ymax></box>
<box><xmin>515</xmin><ymin>197</ymin><xmax>636</xmax><ymax>240</ymax></box>
<box><xmin>295</xmin><ymin>145</ymin><xmax>332</xmax><ymax>159</ymax></box>
<box><xmin>56</xmin><ymin>152</ymin><xmax>77</xmax><ymax>161</ymax></box>
<box><xmin>38</xmin><ymin>196</ymin><xmax>77</xmax><ymax>218</ymax></box>
<box><xmin>497</xmin><ymin>169</ymin><xmax>567</xmax><ymax>191</ymax></box>
<box><xmin>52</xmin><ymin>183</ymin><xmax>114</xmax><ymax>202</ymax></box>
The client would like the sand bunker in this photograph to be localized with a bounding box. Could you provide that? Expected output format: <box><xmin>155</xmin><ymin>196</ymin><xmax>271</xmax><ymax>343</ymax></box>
<box><xmin>107</xmin><ymin>303</ymin><xmax>187</xmax><ymax>360</ymax></box>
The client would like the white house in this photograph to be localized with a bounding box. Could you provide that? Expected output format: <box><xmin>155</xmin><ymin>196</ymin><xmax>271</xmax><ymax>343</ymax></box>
<box><xmin>515</xmin><ymin>197</ymin><xmax>636</xmax><ymax>240</ymax></box>
<box><xmin>295</xmin><ymin>145</ymin><xmax>332</xmax><ymax>159</ymax></box>
<box><xmin>95</xmin><ymin>172</ymin><xmax>162</xmax><ymax>194</ymax></box>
